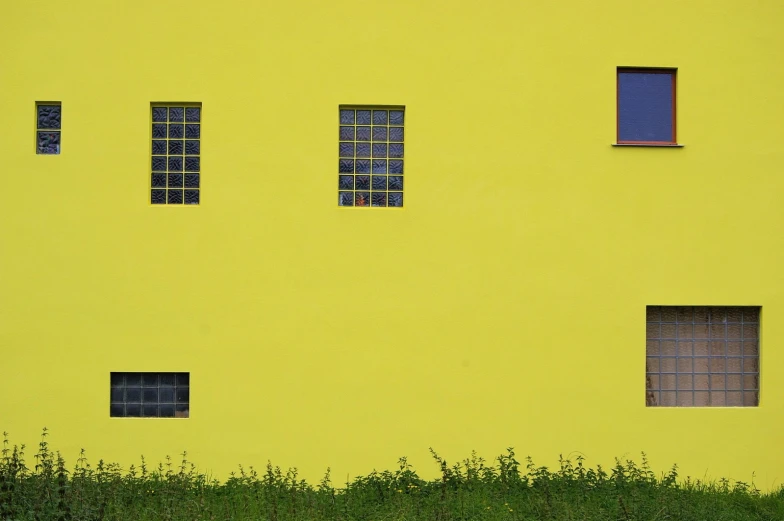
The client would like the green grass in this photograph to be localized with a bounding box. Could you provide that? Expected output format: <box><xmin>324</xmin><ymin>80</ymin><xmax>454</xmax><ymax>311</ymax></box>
<box><xmin>1</xmin><ymin>429</ymin><xmax>783</xmax><ymax>520</ymax></box>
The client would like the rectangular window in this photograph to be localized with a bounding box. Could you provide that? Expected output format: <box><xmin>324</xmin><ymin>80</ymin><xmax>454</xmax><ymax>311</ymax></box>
<box><xmin>36</xmin><ymin>102</ymin><xmax>61</xmax><ymax>154</ymax></box>
<box><xmin>646</xmin><ymin>306</ymin><xmax>759</xmax><ymax>407</ymax></box>
<box><xmin>151</xmin><ymin>104</ymin><xmax>201</xmax><ymax>205</ymax></box>
<box><xmin>617</xmin><ymin>69</ymin><xmax>676</xmax><ymax>145</ymax></box>
<box><xmin>110</xmin><ymin>372</ymin><xmax>190</xmax><ymax>418</ymax></box>
<box><xmin>338</xmin><ymin>106</ymin><xmax>404</xmax><ymax>207</ymax></box>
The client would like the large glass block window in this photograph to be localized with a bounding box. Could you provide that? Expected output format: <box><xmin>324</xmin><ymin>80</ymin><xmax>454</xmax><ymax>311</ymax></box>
<box><xmin>36</xmin><ymin>103</ymin><xmax>61</xmax><ymax>154</ymax></box>
<box><xmin>110</xmin><ymin>372</ymin><xmax>190</xmax><ymax>418</ymax></box>
<box><xmin>338</xmin><ymin>107</ymin><xmax>404</xmax><ymax>207</ymax></box>
<box><xmin>646</xmin><ymin>306</ymin><xmax>760</xmax><ymax>407</ymax></box>
<box><xmin>617</xmin><ymin>68</ymin><xmax>676</xmax><ymax>145</ymax></box>
<box><xmin>151</xmin><ymin>104</ymin><xmax>201</xmax><ymax>205</ymax></box>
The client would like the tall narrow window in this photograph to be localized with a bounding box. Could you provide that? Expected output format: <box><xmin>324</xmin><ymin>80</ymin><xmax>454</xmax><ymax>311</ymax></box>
<box><xmin>617</xmin><ymin>69</ymin><xmax>676</xmax><ymax>145</ymax></box>
<box><xmin>36</xmin><ymin>103</ymin><xmax>61</xmax><ymax>154</ymax></box>
<box><xmin>338</xmin><ymin>106</ymin><xmax>404</xmax><ymax>207</ymax></box>
<box><xmin>646</xmin><ymin>306</ymin><xmax>760</xmax><ymax>407</ymax></box>
<box><xmin>151</xmin><ymin>104</ymin><xmax>201</xmax><ymax>205</ymax></box>
<box><xmin>110</xmin><ymin>372</ymin><xmax>190</xmax><ymax>418</ymax></box>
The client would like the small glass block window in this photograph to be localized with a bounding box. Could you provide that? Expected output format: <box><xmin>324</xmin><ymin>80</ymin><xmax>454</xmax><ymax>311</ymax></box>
<box><xmin>110</xmin><ymin>372</ymin><xmax>190</xmax><ymax>418</ymax></box>
<box><xmin>646</xmin><ymin>306</ymin><xmax>760</xmax><ymax>407</ymax></box>
<box><xmin>617</xmin><ymin>68</ymin><xmax>676</xmax><ymax>144</ymax></box>
<box><xmin>36</xmin><ymin>103</ymin><xmax>61</xmax><ymax>154</ymax></box>
<box><xmin>339</xmin><ymin>106</ymin><xmax>404</xmax><ymax>208</ymax></box>
<box><xmin>151</xmin><ymin>104</ymin><xmax>201</xmax><ymax>205</ymax></box>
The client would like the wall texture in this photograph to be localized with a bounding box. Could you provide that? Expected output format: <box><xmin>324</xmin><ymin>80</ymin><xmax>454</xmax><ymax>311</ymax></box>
<box><xmin>1</xmin><ymin>0</ymin><xmax>783</xmax><ymax>488</ymax></box>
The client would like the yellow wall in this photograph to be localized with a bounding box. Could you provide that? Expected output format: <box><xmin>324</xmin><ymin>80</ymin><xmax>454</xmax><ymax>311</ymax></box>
<box><xmin>1</xmin><ymin>0</ymin><xmax>783</xmax><ymax>489</ymax></box>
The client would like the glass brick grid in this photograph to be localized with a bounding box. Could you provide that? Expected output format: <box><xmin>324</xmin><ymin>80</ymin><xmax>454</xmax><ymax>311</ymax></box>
<box><xmin>338</xmin><ymin>107</ymin><xmax>404</xmax><ymax>207</ymax></box>
<box><xmin>646</xmin><ymin>306</ymin><xmax>760</xmax><ymax>407</ymax></box>
<box><xmin>151</xmin><ymin>105</ymin><xmax>201</xmax><ymax>205</ymax></box>
<box><xmin>36</xmin><ymin>103</ymin><xmax>61</xmax><ymax>154</ymax></box>
<box><xmin>110</xmin><ymin>372</ymin><xmax>190</xmax><ymax>418</ymax></box>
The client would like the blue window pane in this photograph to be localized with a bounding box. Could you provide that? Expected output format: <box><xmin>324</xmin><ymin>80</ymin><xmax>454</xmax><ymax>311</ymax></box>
<box><xmin>340</xmin><ymin>110</ymin><xmax>355</xmax><ymax>124</ymax></box>
<box><xmin>388</xmin><ymin>176</ymin><xmax>403</xmax><ymax>190</ymax></box>
<box><xmin>356</xmin><ymin>110</ymin><xmax>371</xmax><ymax>125</ymax></box>
<box><xmin>356</xmin><ymin>126</ymin><xmax>371</xmax><ymax>141</ymax></box>
<box><xmin>168</xmin><ymin>157</ymin><xmax>183</xmax><ymax>171</ymax></box>
<box><xmin>389</xmin><ymin>110</ymin><xmax>404</xmax><ymax>125</ymax></box>
<box><xmin>618</xmin><ymin>71</ymin><xmax>675</xmax><ymax>143</ymax></box>
<box><xmin>372</xmin><ymin>160</ymin><xmax>387</xmax><ymax>174</ymax></box>
<box><xmin>372</xmin><ymin>144</ymin><xmax>387</xmax><ymax>157</ymax></box>
<box><xmin>355</xmin><ymin>175</ymin><xmax>370</xmax><ymax>190</ymax></box>
<box><xmin>388</xmin><ymin>144</ymin><xmax>404</xmax><ymax>158</ymax></box>
<box><xmin>388</xmin><ymin>192</ymin><xmax>403</xmax><ymax>207</ymax></box>
<box><xmin>371</xmin><ymin>192</ymin><xmax>387</xmax><ymax>207</ymax></box>
<box><xmin>388</xmin><ymin>160</ymin><xmax>403</xmax><ymax>174</ymax></box>
<box><xmin>339</xmin><ymin>142</ymin><xmax>354</xmax><ymax>157</ymax></box>
<box><xmin>152</xmin><ymin>107</ymin><xmax>168</xmax><ymax>122</ymax></box>
<box><xmin>339</xmin><ymin>175</ymin><xmax>354</xmax><ymax>189</ymax></box>
<box><xmin>389</xmin><ymin>127</ymin><xmax>404</xmax><ymax>142</ymax></box>
<box><xmin>356</xmin><ymin>143</ymin><xmax>371</xmax><ymax>158</ymax></box>
<box><xmin>339</xmin><ymin>159</ymin><xmax>354</xmax><ymax>173</ymax></box>
<box><xmin>355</xmin><ymin>159</ymin><xmax>371</xmax><ymax>174</ymax></box>
<box><xmin>152</xmin><ymin>140</ymin><xmax>167</xmax><ymax>154</ymax></box>
<box><xmin>185</xmin><ymin>107</ymin><xmax>201</xmax><ymax>122</ymax></box>
<box><xmin>339</xmin><ymin>192</ymin><xmax>354</xmax><ymax>206</ymax></box>
<box><xmin>373</xmin><ymin>110</ymin><xmax>388</xmax><ymax>125</ymax></box>
<box><xmin>372</xmin><ymin>175</ymin><xmax>387</xmax><ymax>190</ymax></box>
<box><xmin>372</xmin><ymin>127</ymin><xmax>387</xmax><ymax>141</ymax></box>
<box><xmin>339</xmin><ymin>126</ymin><xmax>355</xmax><ymax>140</ymax></box>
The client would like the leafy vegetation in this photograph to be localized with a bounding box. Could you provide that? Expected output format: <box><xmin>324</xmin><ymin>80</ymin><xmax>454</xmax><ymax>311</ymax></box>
<box><xmin>1</xmin><ymin>429</ymin><xmax>782</xmax><ymax>520</ymax></box>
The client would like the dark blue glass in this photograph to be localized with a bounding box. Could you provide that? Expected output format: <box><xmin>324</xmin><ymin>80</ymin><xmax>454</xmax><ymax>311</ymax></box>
<box><xmin>339</xmin><ymin>126</ymin><xmax>354</xmax><ymax>140</ymax></box>
<box><xmin>36</xmin><ymin>132</ymin><xmax>60</xmax><ymax>154</ymax></box>
<box><xmin>388</xmin><ymin>176</ymin><xmax>403</xmax><ymax>190</ymax></box>
<box><xmin>185</xmin><ymin>140</ymin><xmax>200</xmax><ymax>155</ymax></box>
<box><xmin>355</xmin><ymin>160</ymin><xmax>371</xmax><ymax>173</ymax></box>
<box><xmin>356</xmin><ymin>143</ymin><xmax>371</xmax><ymax>158</ymax></box>
<box><xmin>388</xmin><ymin>160</ymin><xmax>403</xmax><ymax>174</ymax></box>
<box><xmin>389</xmin><ymin>110</ymin><xmax>404</xmax><ymax>125</ymax></box>
<box><xmin>339</xmin><ymin>175</ymin><xmax>354</xmax><ymax>189</ymax></box>
<box><xmin>152</xmin><ymin>124</ymin><xmax>167</xmax><ymax>138</ymax></box>
<box><xmin>372</xmin><ymin>175</ymin><xmax>387</xmax><ymax>190</ymax></box>
<box><xmin>355</xmin><ymin>192</ymin><xmax>370</xmax><ymax>206</ymax></box>
<box><xmin>143</xmin><ymin>388</ymin><xmax>158</xmax><ymax>402</ymax></box>
<box><xmin>339</xmin><ymin>192</ymin><xmax>354</xmax><ymax>206</ymax></box>
<box><xmin>340</xmin><ymin>109</ymin><xmax>355</xmax><ymax>124</ymax></box>
<box><xmin>152</xmin><ymin>157</ymin><xmax>167</xmax><ymax>171</ymax></box>
<box><xmin>168</xmin><ymin>157</ymin><xmax>183</xmax><ymax>171</ymax></box>
<box><xmin>37</xmin><ymin>105</ymin><xmax>61</xmax><ymax>129</ymax></box>
<box><xmin>389</xmin><ymin>127</ymin><xmax>404</xmax><ymax>142</ymax></box>
<box><xmin>168</xmin><ymin>124</ymin><xmax>184</xmax><ymax>138</ymax></box>
<box><xmin>151</xmin><ymin>173</ymin><xmax>166</xmax><ymax>187</ymax></box>
<box><xmin>176</xmin><ymin>373</ymin><xmax>189</xmax><ymax>385</ymax></box>
<box><xmin>388</xmin><ymin>144</ymin><xmax>403</xmax><ymax>158</ymax></box>
<box><xmin>185</xmin><ymin>190</ymin><xmax>200</xmax><ymax>205</ymax></box>
<box><xmin>142</xmin><ymin>404</ymin><xmax>159</xmax><ymax>417</ymax></box>
<box><xmin>617</xmin><ymin>71</ymin><xmax>674</xmax><ymax>143</ymax></box>
<box><xmin>356</xmin><ymin>110</ymin><xmax>371</xmax><ymax>124</ymax></box>
<box><xmin>371</xmin><ymin>192</ymin><xmax>387</xmax><ymax>207</ymax></box>
<box><xmin>356</xmin><ymin>127</ymin><xmax>371</xmax><ymax>141</ymax></box>
<box><xmin>168</xmin><ymin>173</ymin><xmax>183</xmax><ymax>187</ymax></box>
<box><xmin>185</xmin><ymin>107</ymin><xmax>201</xmax><ymax>122</ymax></box>
<box><xmin>169</xmin><ymin>107</ymin><xmax>184</xmax><ymax>122</ymax></box>
<box><xmin>372</xmin><ymin>144</ymin><xmax>387</xmax><ymax>157</ymax></box>
<box><xmin>185</xmin><ymin>157</ymin><xmax>200</xmax><ymax>172</ymax></box>
<box><xmin>185</xmin><ymin>174</ymin><xmax>200</xmax><ymax>188</ymax></box>
<box><xmin>355</xmin><ymin>176</ymin><xmax>370</xmax><ymax>190</ymax></box>
<box><xmin>168</xmin><ymin>189</ymin><xmax>184</xmax><ymax>204</ymax></box>
<box><xmin>151</xmin><ymin>190</ymin><xmax>166</xmax><ymax>204</ymax></box>
<box><xmin>388</xmin><ymin>192</ymin><xmax>403</xmax><ymax>207</ymax></box>
<box><xmin>152</xmin><ymin>107</ymin><xmax>168</xmax><ymax>122</ymax></box>
<box><xmin>339</xmin><ymin>159</ymin><xmax>354</xmax><ymax>173</ymax></box>
<box><xmin>152</xmin><ymin>140</ymin><xmax>167</xmax><ymax>154</ymax></box>
<box><xmin>373</xmin><ymin>110</ymin><xmax>388</xmax><ymax>125</ymax></box>
<box><xmin>110</xmin><ymin>404</ymin><xmax>124</xmax><ymax>417</ymax></box>
<box><xmin>168</xmin><ymin>140</ymin><xmax>183</xmax><ymax>154</ymax></box>
<box><xmin>125</xmin><ymin>403</ymin><xmax>142</xmax><ymax>417</ymax></box>
<box><xmin>339</xmin><ymin>142</ymin><xmax>354</xmax><ymax>157</ymax></box>
<box><xmin>372</xmin><ymin>160</ymin><xmax>386</xmax><ymax>173</ymax></box>
<box><xmin>372</xmin><ymin>127</ymin><xmax>387</xmax><ymax>141</ymax></box>
<box><xmin>126</xmin><ymin>388</ymin><xmax>141</xmax><ymax>402</ymax></box>
<box><xmin>185</xmin><ymin>125</ymin><xmax>200</xmax><ymax>138</ymax></box>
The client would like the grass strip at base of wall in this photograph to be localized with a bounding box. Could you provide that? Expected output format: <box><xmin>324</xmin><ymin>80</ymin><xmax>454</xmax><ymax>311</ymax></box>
<box><xmin>1</xmin><ymin>429</ymin><xmax>783</xmax><ymax>521</ymax></box>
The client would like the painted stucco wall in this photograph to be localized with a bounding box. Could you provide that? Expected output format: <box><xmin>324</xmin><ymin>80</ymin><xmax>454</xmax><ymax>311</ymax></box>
<box><xmin>1</xmin><ymin>0</ymin><xmax>783</xmax><ymax>488</ymax></box>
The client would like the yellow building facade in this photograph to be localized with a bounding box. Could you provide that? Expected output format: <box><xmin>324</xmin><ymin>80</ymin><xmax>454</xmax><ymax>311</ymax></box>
<box><xmin>1</xmin><ymin>0</ymin><xmax>783</xmax><ymax>488</ymax></box>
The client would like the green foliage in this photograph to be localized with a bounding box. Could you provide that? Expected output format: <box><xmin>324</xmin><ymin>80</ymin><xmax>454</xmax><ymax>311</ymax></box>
<box><xmin>1</xmin><ymin>430</ymin><xmax>782</xmax><ymax>520</ymax></box>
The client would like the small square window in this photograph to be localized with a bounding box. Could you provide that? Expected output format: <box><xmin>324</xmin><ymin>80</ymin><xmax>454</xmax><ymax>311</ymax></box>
<box><xmin>150</xmin><ymin>104</ymin><xmax>200</xmax><ymax>205</ymax></box>
<box><xmin>617</xmin><ymin>69</ymin><xmax>676</xmax><ymax>145</ymax></box>
<box><xmin>338</xmin><ymin>106</ymin><xmax>405</xmax><ymax>208</ymax></box>
<box><xmin>36</xmin><ymin>103</ymin><xmax>61</xmax><ymax>154</ymax></box>
<box><xmin>646</xmin><ymin>306</ymin><xmax>759</xmax><ymax>407</ymax></box>
<box><xmin>110</xmin><ymin>372</ymin><xmax>189</xmax><ymax>418</ymax></box>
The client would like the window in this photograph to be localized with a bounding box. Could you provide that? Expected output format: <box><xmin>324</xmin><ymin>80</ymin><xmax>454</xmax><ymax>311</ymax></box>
<box><xmin>110</xmin><ymin>372</ymin><xmax>190</xmax><ymax>418</ymax></box>
<box><xmin>36</xmin><ymin>102</ymin><xmax>61</xmax><ymax>154</ymax></box>
<box><xmin>151</xmin><ymin>104</ymin><xmax>201</xmax><ymax>205</ymax></box>
<box><xmin>646</xmin><ymin>306</ymin><xmax>759</xmax><ymax>407</ymax></box>
<box><xmin>617</xmin><ymin>69</ymin><xmax>676</xmax><ymax>145</ymax></box>
<box><xmin>338</xmin><ymin>107</ymin><xmax>404</xmax><ymax>207</ymax></box>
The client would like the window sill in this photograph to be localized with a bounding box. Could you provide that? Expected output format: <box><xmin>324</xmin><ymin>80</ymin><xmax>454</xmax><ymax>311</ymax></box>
<box><xmin>612</xmin><ymin>143</ymin><xmax>684</xmax><ymax>148</ymax></box>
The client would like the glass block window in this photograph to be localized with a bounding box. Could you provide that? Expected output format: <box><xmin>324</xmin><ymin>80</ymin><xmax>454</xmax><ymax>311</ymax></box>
<box><xmin>617</xmin><ymin>69</ymin><xmax>676</xmax><ymax>144</ymax></box>
<box><xmin>110</xmin><ymin>372</ymin><xmax>190</xmax><ymax>418</ymax></box>
<box><xmin>338</xmin><ymin>107</ymin><xmax>404</xmax><ymax>207</ymax></box>
<box><xmin>646</xmin><ymin>306</ymin><xmax>760</xmax><ymax>407</ymax></box>
<box><xmin>151</xmin><ymin>104</ymin><xmax>201</xmax><ymax>205</ymax></box>
<box><xmin>36</xmin><ymin>103</ymin><xmax>61</xmax><ymax>154</ymax></box>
